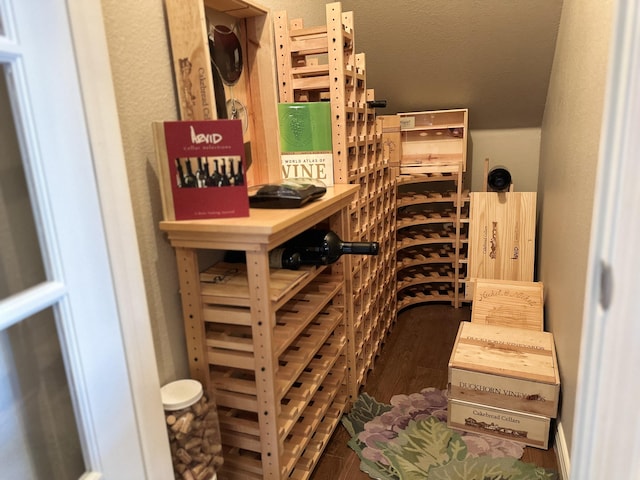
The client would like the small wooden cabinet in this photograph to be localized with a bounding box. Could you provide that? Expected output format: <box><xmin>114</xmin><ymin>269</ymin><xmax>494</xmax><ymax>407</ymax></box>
<box><xmin>160</xmin><ymin>185</ymin><xmax>358</xmax><ymax>480</ymax></box>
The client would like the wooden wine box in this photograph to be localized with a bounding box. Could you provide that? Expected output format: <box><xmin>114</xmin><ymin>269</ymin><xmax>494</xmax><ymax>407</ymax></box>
<box><xmin>448</xmin><ymin>321</ymin><xmax>560</xmax><ymax>418</ymax></box>
<box><xmin>397</xmin><ymin>109</ymin><xmax>468</xmax><ymax>172</ymax></box>
<box><xmin>164</xmin><ymin>0</ymin><xmax>282</xmax><ymax>186</ymax></box>
<box><xmin>447</xmin><ymin>398</ymin><xmax>551</xmax><ymax>449</ymax></box>
<box><xmin>471</xmin><ymin>279</ymin><xmax>544</xmax><ymax>331</ymax></box>
<box><xmin>466</xmin><ymin>191</ymin><xmax>537</xmax><ymax>299</ymax></box>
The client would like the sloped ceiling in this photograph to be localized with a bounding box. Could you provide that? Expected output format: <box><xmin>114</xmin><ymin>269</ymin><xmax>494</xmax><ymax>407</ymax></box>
<box><xmin>262</xmin><ymin>0</ymin><xmax>563</xmax><ymax>129</ymax></box>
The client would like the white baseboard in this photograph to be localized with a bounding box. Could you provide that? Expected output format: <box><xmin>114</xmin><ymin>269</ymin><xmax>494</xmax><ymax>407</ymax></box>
<box><xmin>554</xmin><ymin>420</ymin><xmax>571</xmax><ymax>480</ymax></box>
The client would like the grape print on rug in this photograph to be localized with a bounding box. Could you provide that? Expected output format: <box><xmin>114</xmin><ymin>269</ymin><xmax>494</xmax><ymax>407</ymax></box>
<box><xmin>341</xmin><ymin>387</ymin><xmax>558</xmax><ymax>480</ymax></box>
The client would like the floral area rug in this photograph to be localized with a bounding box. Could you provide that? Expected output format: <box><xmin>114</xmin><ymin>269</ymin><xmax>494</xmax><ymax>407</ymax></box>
<box><xmin>342</xmin><ymin>388</ymin><xmax>558</xmax><ymax>480</ymax></box>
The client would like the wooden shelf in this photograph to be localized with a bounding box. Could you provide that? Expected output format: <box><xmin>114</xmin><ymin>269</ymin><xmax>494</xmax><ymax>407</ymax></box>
<box><xmin>160</xmin><ymin>185</ymin><xmax>357</xmax><ymax>479</ymax></box>
<box><xmin>400</xmin><ymin>124</ymin><xmax>465</xmax><ymax>133</ymax></box>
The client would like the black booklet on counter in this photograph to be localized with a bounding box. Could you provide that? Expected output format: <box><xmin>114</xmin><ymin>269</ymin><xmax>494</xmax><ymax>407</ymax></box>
<box><xmin>248</xmin><ymin>178</ymin><xmax>326</xmax><ymax>209</ymax></box>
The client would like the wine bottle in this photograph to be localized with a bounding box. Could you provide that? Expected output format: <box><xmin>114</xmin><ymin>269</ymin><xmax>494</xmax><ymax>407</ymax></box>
<box><xmin>233</xmin><ymin>158</ymin><xmax>244</xmax><ymax>186</ymax></box>
<box><xmin>287</xmin><ymin>229</ymin><xmax>379</xmax><ymax>265</ymax></box>
<box><xmin>220</xmin><ymin>159</ymin><xmax>231</xmax><ymax>186</ymax></box>
<box><xmin>269</xmin><ymin>247</ymin><xmax>301</xmax><ymax>269</ymax></box>
<box><xmin>487</xmin><ymin>167</ymin><xmax>512</xmax><ymax>192</ymax></box>
<box><xmin>366</xmin><ymin>99</ymin><xmax>387</xmax><ymax>108</ymax></box>
<box><xmin>224</xmin><ymin>248</ymin><xmax>302</xmax><ymax>270</ymax></box>
<box><xmin>209</xmin><ymin>159</ymin><xmax>222</xmax><ymax>187</ymax></box>
<box><xmin>175</xmin><ymin>158</ymin><xmax>185</xmax><ymax>188</ymax></box>
<box><xmin>196</xmin><ymin>157</ymin><xmax>206</xmax><ymax>187</ymax></box>
<box><xmin>228</xmin><ymin>158</ymin><xmax>237</xmax><ymax>186</ymax></box>
<box><xmin>183</xmin><ymin>158</ymin><xmax>198</xmax><ymax>188</ymax></box>
<box><xmin>203</xmin><ymin>160</ymin><xmax>214</xmax><ymax>187</ymax></box>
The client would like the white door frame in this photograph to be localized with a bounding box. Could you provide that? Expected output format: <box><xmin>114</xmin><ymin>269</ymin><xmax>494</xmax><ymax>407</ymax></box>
<box><xmin>571</xmin><ymin>0</ymin><xmax>640</xmax><ymax>478</ymax></box>
<box><xmin>65</xmin><ymin>1</ymin><xmax>173</xmax><ymax>478</ymax></box>
<box><xmin>0</xmin><ymin>0</ymin><xmax>172</xmax><ymax>478</ymax></box>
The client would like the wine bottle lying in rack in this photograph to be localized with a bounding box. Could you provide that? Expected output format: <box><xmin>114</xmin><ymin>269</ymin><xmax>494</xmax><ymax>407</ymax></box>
<box><xmin>285</xmin><ymin>229</ymin><xmax>379</xmax><ymax>266</ymax></box>
<box><xmin>224</xmin><ymin>248</ymin><xmax>302</xmax><ymax>270</ymax></box>
<box><xmin>224</xmin><ymin>229</ymin><xmax>379</xmax><ymax>270</ymax></box>
<box><xmin>366</xmin><ymin>99</ymin><xmax>387</xmax><ymax>108</ymax></box>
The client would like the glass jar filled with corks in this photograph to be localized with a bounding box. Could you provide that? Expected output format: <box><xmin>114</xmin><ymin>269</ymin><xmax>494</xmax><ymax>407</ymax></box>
<box><xmin>161</xmin><ymin>379</ymin><xmax>223</xmax><ymax>480</ymax></box>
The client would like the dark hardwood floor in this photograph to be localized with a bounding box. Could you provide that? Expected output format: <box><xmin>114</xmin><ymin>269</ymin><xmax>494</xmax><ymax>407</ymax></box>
<box><xmin>311</xmin><ymin>304</ymin><xmax>559</xmax><ymax>479</ymax></box>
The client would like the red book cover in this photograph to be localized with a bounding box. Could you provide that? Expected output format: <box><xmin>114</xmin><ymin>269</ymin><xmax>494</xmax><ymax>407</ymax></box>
<box><xmin>153</xmin><ymin>119</ymin><xmax>249</xmax><ymax>220</ymax></box>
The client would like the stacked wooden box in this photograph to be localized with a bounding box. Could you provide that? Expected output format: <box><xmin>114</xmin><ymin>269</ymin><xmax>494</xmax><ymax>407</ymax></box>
<box><xmin>274</xmin><ymin>2</ymin><xmax>397</xmax><ymax>402</ymax></box>
<box><xmin>447</xmin><ymin>280</ymin><xmax>560</xmax><ymax>449</ymax></box>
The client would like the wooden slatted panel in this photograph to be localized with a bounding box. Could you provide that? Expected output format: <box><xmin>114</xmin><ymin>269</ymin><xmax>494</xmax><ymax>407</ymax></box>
<box><xmin>200</xmin><ymin>262</ymin><xmax>310</xmax><ymax>304</ymax></box>
<box><xmin>278</xmin><ymin>338</ymin><xmax>346</xmax><ymax>439</ymax></box>
<box><xmin>207</xmin><ymin>324</ymin><xmax>253</xmax><ymax>351</ymax></box>
<box><xmin>215</xmin><ymin>389</ymin><xmax>258</xmax><ymax>412</ymax></box>
<box><xmin>276</xmin><ymin>312</ymin><xmax>344</xmax><ymax>397</ymax></box>
<box><xmin>211</xmin><ymin>366</ymin><xmax>256</xmax><ymax>395</ymax></box>
<box><xmin>273</xmin><ymin>279</ymin><xmax>342</xmax><ymax>356</ymax></box>
<box><xmin>281</xmin><ymin>363</ymin><xmax>347</xmax><ymax>478</ymax></box>
<box><xmin>218</xmin><ymin>446</ymin><xmax>263</xmax><ymax>478</ymax></box>
<box><xmin>217</xmin><ymin>408</ymin><xmax>259</xmax><ymax>436</ymax></box>
<box><xmin>202</xmin><ymin>304</ymin><xmax>251</xmax><ymax>325</ymax></box>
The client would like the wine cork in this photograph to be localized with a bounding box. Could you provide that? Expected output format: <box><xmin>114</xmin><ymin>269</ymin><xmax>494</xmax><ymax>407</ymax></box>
<box><xmin>162</xmin><ymin>380</ymin><xmax>223</xmax><ymax>479</ymax></box>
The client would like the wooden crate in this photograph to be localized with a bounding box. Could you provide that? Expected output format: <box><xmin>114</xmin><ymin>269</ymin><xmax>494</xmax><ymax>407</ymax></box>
<box><xmin>448</xmin><ymin>398</ymin><xmax>551</xmax><ymax>449</ymax></box>
<box><xmin>397</xmin><ymin>109</ymin><xmax>468</xmax><ymax>172</ymax></box>
<box><xmin>164</xmin><ymin>0</ymin><xmax>282</xmax><ymax>186</ymax></box>
<box><xmin>448</xmin><ymin>321</ymin><xmax>560</xmax><ymax>418</ymax></box>
<box><xmin>466</xmin><ymin>192</ymin><xmax>537</xmax><ymax>299</ymax></box>
<box><xmin>471</xmin><ymin>279</ymin><xmax>544</xmax><ymax>331</ymax></box>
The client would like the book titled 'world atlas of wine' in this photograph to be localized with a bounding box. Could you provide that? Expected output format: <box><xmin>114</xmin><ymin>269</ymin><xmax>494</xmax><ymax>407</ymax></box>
<box><xmin>278</xmin><ymin>102</ymin><xmax>334</xmax><ymax>186</ymax></box>
<box><xmin>153</xmin><ymin>119</ymin><xmax>249</xmax><ymax>220</ymax></box>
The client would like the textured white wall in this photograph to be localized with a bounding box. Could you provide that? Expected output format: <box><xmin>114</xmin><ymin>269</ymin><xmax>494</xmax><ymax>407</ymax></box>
<box><xmin>101</xmin><ymin>0</ymin><xmax>190</xmax><ymax>384</ymax></box>
<box><xmin>537</xmin><ymin>0</ymin><xmax>614</xmax><ymax>454</ymax></box>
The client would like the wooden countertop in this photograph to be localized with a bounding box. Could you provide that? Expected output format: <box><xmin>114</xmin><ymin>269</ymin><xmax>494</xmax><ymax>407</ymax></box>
<box><xmin>159</xmin><ymin>184</ymin><xmax>359</xmax><ymax>250</ymax></box>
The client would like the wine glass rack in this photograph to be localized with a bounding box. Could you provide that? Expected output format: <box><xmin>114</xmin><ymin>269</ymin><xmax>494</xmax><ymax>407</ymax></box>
<box><xmin>274</xmin><ymin>1</ymin><xmax>397</xmax><ymax>406</ymax></box>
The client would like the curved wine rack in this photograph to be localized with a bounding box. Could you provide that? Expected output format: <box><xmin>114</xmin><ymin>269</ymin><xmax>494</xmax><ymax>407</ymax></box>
<box><xmin>396</xmin><ymin>167</ymin><xmax>469</xmax><ymax>310</ymax></box>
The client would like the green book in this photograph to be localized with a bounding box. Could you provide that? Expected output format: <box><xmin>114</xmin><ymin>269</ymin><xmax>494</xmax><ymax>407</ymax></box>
<box><xmin>278</xmin><ymin>102</ymin><xmax>334</xmax><ymax>185</ymax></box>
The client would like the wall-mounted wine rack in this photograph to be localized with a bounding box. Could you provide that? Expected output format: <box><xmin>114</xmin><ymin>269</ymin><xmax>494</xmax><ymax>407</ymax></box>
<box><xmin>274</xmin><ymin>1</ymin><xmax>397</xmax><ymax>402</ymax></box>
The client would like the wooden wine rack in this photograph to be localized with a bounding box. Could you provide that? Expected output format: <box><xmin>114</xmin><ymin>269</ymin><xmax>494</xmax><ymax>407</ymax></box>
<box><xmin>274</xmin><ymin>2</ymin><xmax>397</xmax><ymax>401</ymax></box>
<box><xmin>160</xmin><ymin>185</ymin><xmax>358</xmax><ymax>480</ymax></box>
<box><xmin>395</xmin><ymin>168</ymin><xmax>469</xmax><ymax>308</ymax></box>
<box><xmin>384</xmin><ymin>109</ymin><xmax>470</xmax><ymax>309</ymax></box>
